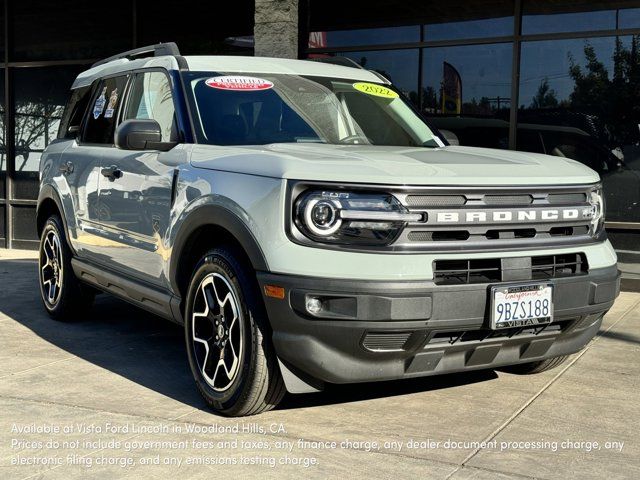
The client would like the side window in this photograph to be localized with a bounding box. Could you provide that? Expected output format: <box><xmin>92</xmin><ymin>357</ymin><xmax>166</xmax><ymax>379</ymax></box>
<box><xmin>58</xmin><ymin>86</ymin><xmax>91</xmax><ymax>139</ymax></box>
<box><xmin>82</xmin><ymin>75</ymin><xmax>128</xmax><ymax>144</ymax></box>
<box><xmin>124</xmin><ymin>71</ymin><xmax>177</xmax><ymax>142</ymax></box>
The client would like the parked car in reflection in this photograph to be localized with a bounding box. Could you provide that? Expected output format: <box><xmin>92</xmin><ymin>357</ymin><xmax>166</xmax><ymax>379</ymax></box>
<box><xmin>429</xmin><ymin>116</ymin><xmax>624</xmax><ymax>175</ymax></box>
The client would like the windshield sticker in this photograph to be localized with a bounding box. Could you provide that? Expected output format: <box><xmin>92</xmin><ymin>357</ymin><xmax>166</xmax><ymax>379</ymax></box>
<box><xmin>104</xmin><ymin>88</ymin><xmax>119</xmax><ymax>119</ymax></box>
<box><xmin>353</xmin><ymin>82</ymin><xmax>399</xmax><ymax>99</ymax></box>
<box><xmin>205</xmin><ymin>76</ymin><xmax>274</xmax><ymax>91</ymax></box>
<box><xmin>93</xmin><ymin>87</ymin><xmax>107</xmax><ymax>119</ymax></box>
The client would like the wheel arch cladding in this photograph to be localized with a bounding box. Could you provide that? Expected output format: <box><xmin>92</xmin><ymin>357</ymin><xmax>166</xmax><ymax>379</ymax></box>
<box><xmin>36</xmin><ymin>185</ymin><xmax>67</xmax><ymax>238</ymax></box>
<box><xmin>171</xmin><ymin>205</ymin><xmax>269</xmax><ymax>299</ymax></box>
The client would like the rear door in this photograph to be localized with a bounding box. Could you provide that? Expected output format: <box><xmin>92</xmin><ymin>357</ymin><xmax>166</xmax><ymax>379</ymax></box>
<box><xmin>61</xmin><ymin>75</ymin><xmax>128</xmax><ymax>262</ymax></box>
<box><xmin>97</xmin><ymin>69</ymin><xmax>184</xmax><ymax>286</ymax></box>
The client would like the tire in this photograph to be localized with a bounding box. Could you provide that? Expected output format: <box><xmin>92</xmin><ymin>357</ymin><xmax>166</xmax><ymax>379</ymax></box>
<box><xmin>184</xmin><ymin>247</ymin><xmax>285</xmax><ymax>416</ymax></box>
<box><xmin>38</xmin><ymin>214</ymin><xmax>95</xmax><ymax>321</ymax></box>
<box><xmin>501</xmin><ymin>355</ymin><xmax>570</xmax><ymax>374</ymax></box>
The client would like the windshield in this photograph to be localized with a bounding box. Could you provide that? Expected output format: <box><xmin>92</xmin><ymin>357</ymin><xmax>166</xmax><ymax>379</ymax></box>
<box><xmin>183</xmin><ymin>72</ymin><xmax>442</xmax><ymax>147</ymax></box>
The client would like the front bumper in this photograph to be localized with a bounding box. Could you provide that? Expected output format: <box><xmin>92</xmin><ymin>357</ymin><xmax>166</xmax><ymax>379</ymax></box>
<box><xmin>258</xmin><ymin>265</ymin><xmax>620</xmax><ymax>390</ymax></box>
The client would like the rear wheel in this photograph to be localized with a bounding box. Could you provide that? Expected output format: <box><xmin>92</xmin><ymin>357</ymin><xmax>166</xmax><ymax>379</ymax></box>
<box><xmin>501</xmin><ymin>355</ymin><xmax>570</xmax><ymax>374</ymax></box>
<box><xmin>184</xmin><ymin>247</ymin><xmax>284</xmax><ymax>416</ymax></box>
<box><xmin>39</xmin><ymin>215</ymin><xmax>94</xmax><ymax>320</ymax></box>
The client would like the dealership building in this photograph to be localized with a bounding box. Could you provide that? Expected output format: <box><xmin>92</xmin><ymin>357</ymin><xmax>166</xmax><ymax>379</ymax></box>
<box><xmin>0</xmin><ymin>0</ymin><xmax>638</xmax><ymax>286</ymax></box>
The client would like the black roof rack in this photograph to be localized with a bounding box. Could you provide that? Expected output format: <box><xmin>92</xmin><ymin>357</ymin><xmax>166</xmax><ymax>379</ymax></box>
<box><xmin>92</xmin><ymin>42</ymin><xmax>181</xmax><ymax>68</ymax></box>
<box><xmin>308</xmin><ymin>56</ymin><xmax>365</xmax><ymax>70</ymax></box>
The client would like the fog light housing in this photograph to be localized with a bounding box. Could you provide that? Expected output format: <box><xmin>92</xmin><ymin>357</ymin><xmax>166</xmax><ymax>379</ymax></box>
<box><xmin>306</xmin><ymin>297</ymin><xmax>323</xmax><ymax>315</ymax></box>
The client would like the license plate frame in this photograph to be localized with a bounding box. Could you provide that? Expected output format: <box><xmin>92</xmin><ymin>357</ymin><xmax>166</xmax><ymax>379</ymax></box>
<box><xmin>490</xmin><ymin>282</ymin><xmax>554</xmax><ymax>330</ymax></box>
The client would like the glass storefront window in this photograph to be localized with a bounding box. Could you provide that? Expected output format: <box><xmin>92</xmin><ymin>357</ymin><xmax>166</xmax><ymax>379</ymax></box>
<box><xmin>11</xmin><ymin>205</ymin><xmax>38</xmax><ymax>245</ymax></box>
<box><xmin>331</xmin><ymin>50</ymin><xmax>420</xmax><ymax>103</ymax></box>
<box><xmin>0</xmin><ymin>68</ymin><xmax>5</xmax><ymax>203</ymax></box>
<box><xmin>620</xmin><ymin>8</ymin><xmax>640</xmax><ymax>29</ymax></box>
<box><xmin>421</xmin><ymin>43</ymin><xmax>513</xmax><ymax>149</ymax></box>
<box><xmin>13</xmin><ymin>66</ymin><xmax>88</xmax><ymax>200</ymax></box>
<box><xmin>137</xmin><ymin>0</ymin><xmax>254</xmax><ymax>55</ymax></box>
<box><xmin>518</xmin><ymin>36</ymin><xmax>640</xmax><ymax>223</ymax></box>
<box><xmin>423</xmin><ymin>0</ymin><xmax>514</xmax><ymax>41</ymax></box>
<box><xmin>12</xmin><ymin>0</ymin><xmax>132</xmax><ymax>61</ymax></box>
<box><xmin>522</xmin><ymin>1</ymin><xmax>634</xmax><ymax>35</ymax></box>
<box><xmin>307</xmin><ymin>0</ymin><xmax>514</xmax><ymax>46</ymax></box>
<box><xmin>308</xmin><ymin>26</ymin><xmax>419</xmax><ymax>49</ymax></box>
<box><xmin>0</xmin><ymin>68</ymin><xmax>7</xmax><ymax>248</ymax></box>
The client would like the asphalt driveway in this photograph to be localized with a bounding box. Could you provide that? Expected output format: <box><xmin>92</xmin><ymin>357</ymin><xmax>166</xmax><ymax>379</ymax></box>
<box><xmin>1</xmin><ymin>249</ymin><xmax>638</xmax><ymax>479</ymax></box>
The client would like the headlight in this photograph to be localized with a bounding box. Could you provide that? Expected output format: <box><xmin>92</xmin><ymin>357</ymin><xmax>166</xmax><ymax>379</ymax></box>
<box><xmin>294</xmin><ymin>190</ymin><xmax>421</xmax><ymax>246</ymax></box>
<box><xmin>588</xmin><ymin>186</ymin><xmax>605</xmax><ymax>236</ymax></box>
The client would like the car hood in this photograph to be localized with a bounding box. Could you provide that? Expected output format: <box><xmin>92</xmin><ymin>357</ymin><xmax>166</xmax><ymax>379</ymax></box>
<box><xmin>189</xmin><ymin>143</ymin><xmax>600</xmax><ymax>186</ymax></box>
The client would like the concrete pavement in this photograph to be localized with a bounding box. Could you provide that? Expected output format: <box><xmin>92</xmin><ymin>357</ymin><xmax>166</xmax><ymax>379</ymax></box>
<box><xmin>0</xmin><ymin>248</ymin><xmax>638</xmax><ymax>479</ymax></box>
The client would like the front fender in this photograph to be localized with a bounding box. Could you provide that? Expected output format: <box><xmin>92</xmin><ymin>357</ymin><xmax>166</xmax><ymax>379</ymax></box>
<box><xmin>168</xmin><ymin>200</ymin><xmax>270</xmax><ymax>295</ymax></box>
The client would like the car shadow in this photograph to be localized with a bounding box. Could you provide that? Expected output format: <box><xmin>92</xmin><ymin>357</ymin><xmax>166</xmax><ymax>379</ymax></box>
<box><xmin>1</xmin><ymin>257</ymin><xmax>499</xmax><ymax>414</ymax></box>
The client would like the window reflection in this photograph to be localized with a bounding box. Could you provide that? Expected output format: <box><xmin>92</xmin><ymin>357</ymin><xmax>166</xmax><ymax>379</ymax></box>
<box><xmin>308</xmin><ymin>26</ymin><xmax>419</xmax><ymax>49</ymax></box>
<box><xmin>13</xmin><ymin>66</ymin><xmax>87</xmax><ymax>200</ymax></box>
<box><xmin>424</xmin><ymin>16</ymin><xmax>513</xmax><ymax>41</ymax></box>
<box><xmin>331</xmin><ymin>50</ymin><xmax>420</xmax><ymax>102</ymax></box>
<box><xmin>421</xmin><ymin>43</ymin><xmax>513</xmax><ymax>149</ymax></box>
<box><xmin>307</xmin><ymin>0</ymin><xmax>514</xmax><ymax>46</ymax></box>
<box><xmin>12</xmin><ymin>0</ymin><xmax>131</xmax><ymax>61</ymax></box>
<box><xmin>0</xmin><ymin>69</ymin><xmax>6</xmax><ymax>201</ymax></box>
<box><xmin>518</xmin><ymin>36</ymin><xmax>640</xmax><ymax>223</ymax></box>
<box><xmin>522</xmin><ymin>1</ymin><xmax>636</xmax><ymax>35</ymax></box>
<box><xmin>620</xmin><ymin>8</ymin><xmax>640</xmax><ymax>29</ymax></box>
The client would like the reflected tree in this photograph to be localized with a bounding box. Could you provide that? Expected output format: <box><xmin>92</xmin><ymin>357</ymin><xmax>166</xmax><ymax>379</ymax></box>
<box><xmin>569</xmin><ymin>37</ymin><xmax>640</xmax><ymax>146</ymax></box>
<box><xmin>530</xmin><ymin>78</ymin><xmax>559</xmax><ymax>109</ymax></box>
<box><xmin>0</xmin><ymin>99</ymin><xmax>63</xmax><ymax>172</ymax></box>
<box><xmin>14</xmin><ymin>101</ymin><xmax>64</xmax><ymax>171</ymax></box>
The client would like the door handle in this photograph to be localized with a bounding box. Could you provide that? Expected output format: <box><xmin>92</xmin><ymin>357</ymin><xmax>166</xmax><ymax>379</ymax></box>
<box><xmin>59</xmin><ymin>161</ymin><xmax>74</xmax><ymax>175</ymax></box>
<box><xmin>101</xmin><ymin>165</ymin><xmax>123</xmax><ymax>180</ymax></box>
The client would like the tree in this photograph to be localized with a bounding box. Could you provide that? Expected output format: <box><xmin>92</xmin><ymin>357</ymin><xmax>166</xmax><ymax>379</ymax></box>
<box><xmin>567</xmin><ymin>37</ymin><xmax>640</xmax><ymax>146</ymax></box>
<box><xmin>530</xmin><ymin>78</ymin><xmax>558</xmax><ymax>108</ymax></box>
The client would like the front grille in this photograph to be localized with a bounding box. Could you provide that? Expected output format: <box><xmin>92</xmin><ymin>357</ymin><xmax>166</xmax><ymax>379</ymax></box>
<box><xmin>392</xmin><ymin>185</ymin><xmax>597</xmax><ymax>251</ymax></box>
<box><xmin>532</xmin><ymin>253</ymin><xmax>588</xmax><ymax>279</ymax></box>
<box><xmin>362</xmin><ymin>332</ymin><xmax>412</xmax><ymax>352</ymax></box>
<box><xmin>427</xmin><ymin>320</ymin><xmax>571</xmax><ymax>347</ymax></box>
<box><xmin>433</xmin><ymin>253</ymin><xmax>588</xmax><ymax>285</ymax></box>
<box><xmin>548</xmin><ymin>193</ymin><xmax>587</xmax><ymax>204</ymax></box>
<box><xmin>433</xmin><ymin>259</ymin><xmax>502</xmax><ymax>284</ymax></box>
<box><xmin>484</xmin><ymin>194</ymin><xmax>533</xmax><ymax>205</ymax></box>
<box><xmin>405</xmin><ymin>195</ymin><xmax>466</xmax><ymax>207</ymax></box>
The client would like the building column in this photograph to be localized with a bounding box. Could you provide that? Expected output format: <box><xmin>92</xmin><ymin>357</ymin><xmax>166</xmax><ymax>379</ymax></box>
<box><xmin>254</xmin><ymin>0</ymin><xmax>299</xmax><ymax>59</ymax></box>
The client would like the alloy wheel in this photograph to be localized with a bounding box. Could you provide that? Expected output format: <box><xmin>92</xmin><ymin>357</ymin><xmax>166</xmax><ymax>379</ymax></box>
<box><xmin>191</xmin><ymin>273</ymin><xmax>244</xmax><ymax>392</ymax></box>
<box><xmin>40</xmin><ymin>230</ymin><xmax>64</xmax><ymax>306</ymax></box>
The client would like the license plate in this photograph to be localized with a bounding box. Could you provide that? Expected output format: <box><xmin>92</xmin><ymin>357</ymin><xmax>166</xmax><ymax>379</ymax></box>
<box><xmin>490</xmin><ymin>283</ymin><xmax>554</xmax><ymax>329</ymax></box>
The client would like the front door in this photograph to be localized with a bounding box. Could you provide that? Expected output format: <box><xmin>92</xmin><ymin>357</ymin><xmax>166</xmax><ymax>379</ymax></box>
<box><xmin>97</xmin><ymin>70</ymin><xmax>184</xmax><ymax>287</ymax></box>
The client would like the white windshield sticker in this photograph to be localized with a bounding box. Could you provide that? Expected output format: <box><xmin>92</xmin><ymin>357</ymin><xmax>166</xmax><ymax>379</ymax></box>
<box><xmin>205</xmin><ymin>76</ymin><xmax>274</xmax><ymax>91</ymax></box>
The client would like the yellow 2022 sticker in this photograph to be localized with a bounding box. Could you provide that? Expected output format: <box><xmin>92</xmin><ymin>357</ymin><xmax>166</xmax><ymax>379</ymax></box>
<box><xmin>353</xmin><ymin>82</ymin><xmax>399</xmax><ymax>99</ymax></box>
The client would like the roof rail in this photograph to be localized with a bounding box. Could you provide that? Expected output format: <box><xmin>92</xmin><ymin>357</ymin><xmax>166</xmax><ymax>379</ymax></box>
<box><xmin>91</xmin><ymin>42</ymin><xmax>181</xmax><ymax>68</ymax></box>
<box><xmin>308</xmin><ymin>56</ymin><xmax>365</xmax><ymax>70</ymax></box>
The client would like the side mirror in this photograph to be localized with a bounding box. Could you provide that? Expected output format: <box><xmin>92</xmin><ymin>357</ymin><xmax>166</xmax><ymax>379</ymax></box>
<box><xmin>115</xmin><ymin>119</ymin><xmax>176</xmax><ymax>151</ymax></box>
<box><xmin>67</xmin><ymin>125</ymin><xmax>80</xmax><ymax>138</ymax></box>
<box><xmin>438</xmin><ymin>129</ymin><xmax>459</xmax><ymax>146</ymax></box>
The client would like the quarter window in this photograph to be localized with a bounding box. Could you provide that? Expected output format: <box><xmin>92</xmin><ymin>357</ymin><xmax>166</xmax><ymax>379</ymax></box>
<box><xmin>124</xmin><ymin>71</ymin><xmax>177</xmax><ymax>142</ymax></box>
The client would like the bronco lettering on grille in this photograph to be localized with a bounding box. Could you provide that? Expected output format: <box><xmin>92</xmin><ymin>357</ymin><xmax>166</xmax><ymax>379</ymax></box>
<box><xmin>431</xmin><ymin>207</ymin><xmax>594</xmax><ymax>225</ymax></box>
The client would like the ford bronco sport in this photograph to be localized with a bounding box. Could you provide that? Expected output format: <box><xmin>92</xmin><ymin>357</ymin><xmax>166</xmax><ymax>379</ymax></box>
<box><xmin>37</xmin><ymin>43</ymin><xmax>620</xmax><ymax>416</ymax></box>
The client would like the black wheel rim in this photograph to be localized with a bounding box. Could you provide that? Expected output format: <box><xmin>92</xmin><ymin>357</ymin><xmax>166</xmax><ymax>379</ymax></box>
<box><xmin>40</xmin><ymin>230</ymin><xmax>63</xmax><ymax>307</ymax></box>
<box><xmin>191</xmin><ymin>273</ymin><xmax>244</xmax><ymax>392</ymax></box>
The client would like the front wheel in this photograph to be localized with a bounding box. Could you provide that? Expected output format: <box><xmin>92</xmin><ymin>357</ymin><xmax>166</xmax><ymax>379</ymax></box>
<box><xmin>184</xmin><ymin>247</ymin><xmax>284</xmax><ymax>416</ymax></box>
